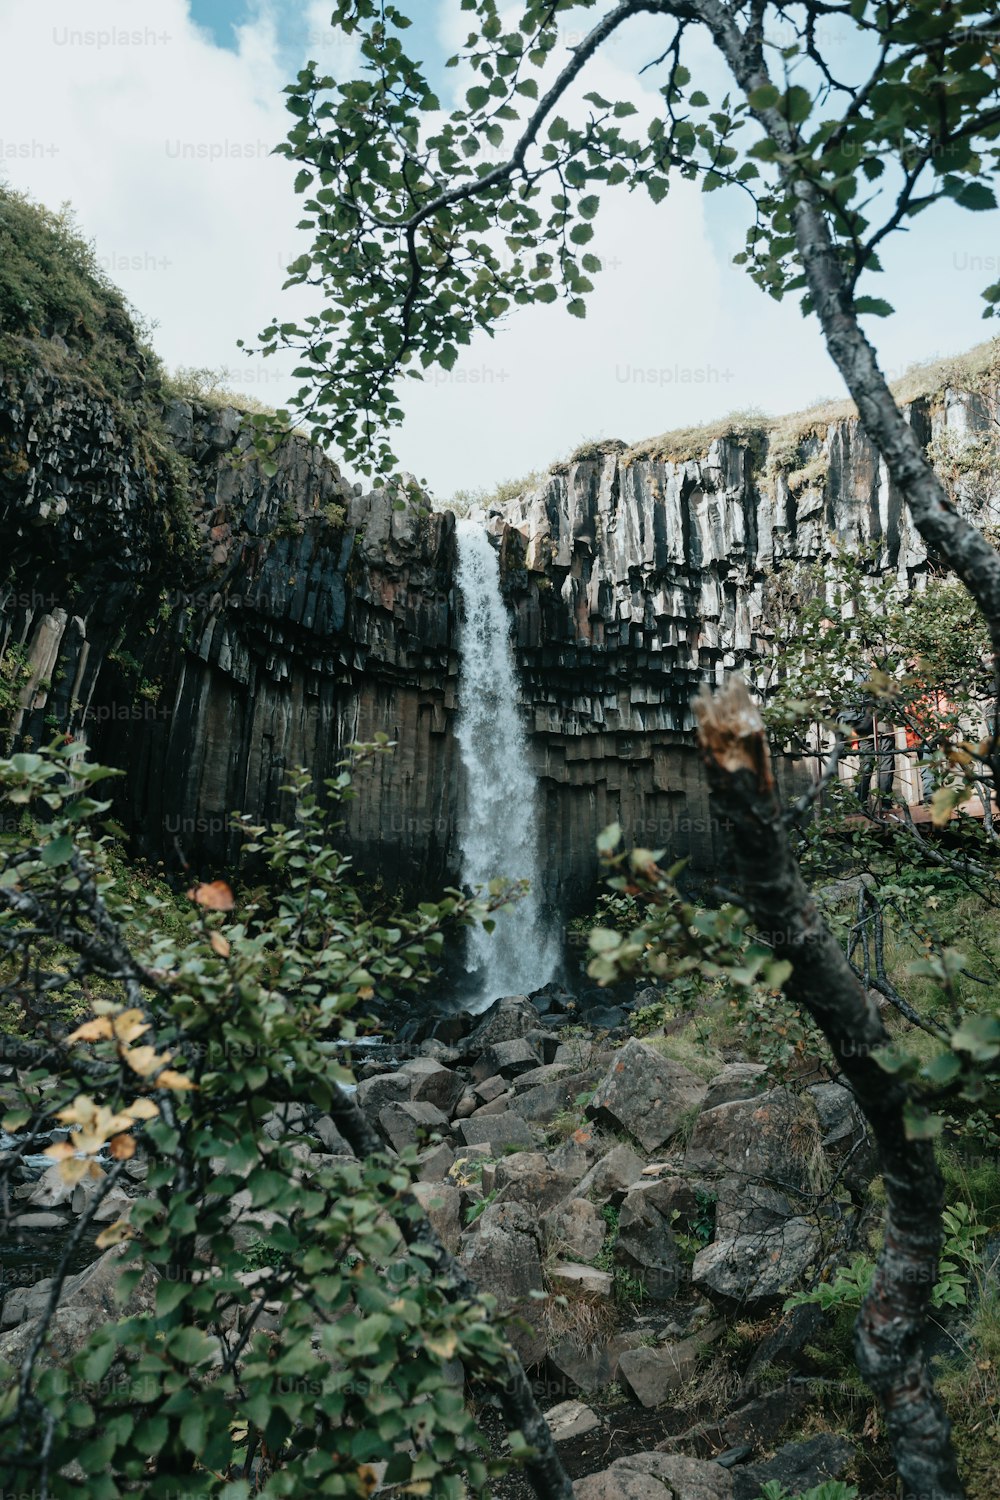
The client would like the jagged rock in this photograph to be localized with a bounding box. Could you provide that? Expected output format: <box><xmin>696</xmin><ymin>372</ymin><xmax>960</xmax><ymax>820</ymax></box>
<box><xmin>692</xmin><ymin>1219</ymin><xmax>822</xmax><ymax>1303</ymax></box>
<box><xmin>312</xmin><ymin>1114</ymin><xmax>352</xmax><ymax>1154</ymax></box>
<box><xmin>575</xmin><ymin>1144</ymin><xmax>646</xmax><ymax>1205</ymax></box>
<box><xmin>456</xmin><ymin>1112</ymin><xmax>534</xmax><ymax>1152</ymax></box>
<box><xmin>411</xmin><ymin>1181</ymin><xmax>461</xmax><ymax>1254</ymax></box>
<box><xmin>413</xmin><ymin>1142</ymin><xmax>455</xmax><ymax>1182</ymax></box>
<box><xmin>489</xmin><ymin>1154</ymin><xmax>575</xmax><ymax>1213</ymax></box>
<box><xmin>510</xmin><ymin>1069</ymin><xmax>597</xmax><ymax>1125</ymax></box>
<box><xmin>511</xmin><ymin>1063</ymin><xmax>572</xmax><ymax>1095</ymax></box>
<box><xmin>0</xmin><ymin>1244</ymin><xmax>158</xmax><ymax>1364</ymax></box>
<box><xmin>356</xmin><ymin>1071</ymin><xmax>411</xmax><ymax>1123</ymax></box>
<box><xmin>546</xmin><ymin>1399</ymin><xmax>604</xmax><ymax>1444</ymax></box>
<box><xmin>547</xmin><ymin>1330</ymin><xmax>644</xmax><ymax>1396</ymax></box>
<box><xmin>730</xmin><ymin>1435</ymin><xmax>856</xmax><ymax>1499</ymax></box>
<box><xmin>461</xmin><ymin>1204</ymin><xmax>545</xmax><ymax>1366</ymax></box>
<box><xmin>574</xmin><ymin>1451</ymin><xmax>733</xmax><ymax>1500</ymax></box>
<box><xmin>473</xmin><ymin>1074</ymin><xmax>509</xmax><ymax>1104</ymax></box>
<box><xmin>471</xmin><ymin>1038</ymin><xmax>542</xmax><ymax>1082</ymax></box>
<box><xmin>377</xmin><ymin>1100</ymin><xmax>451</xmax><ymax>1152</ymax></box>
<box><xmin>684</xmin><ymin>1089</ymin><xmax>823</xmax><ymax>1197</ymax></box>
<box><xmin>618</xmin><ymin>1323</ymin><xmax>722</xmax><ymax>1408</ymax></box>
<box><xmin>549</xmin><ymin>1264</ymin><xmax>613</xmax><ymax>1298</ymax></box>
<box><xmin>713</xmin><ymin>1177</ymin><xmax>796</xmax><ymax>1238</ymax></box>
<box><xmin>806</xmin><ymin>1080</ymin><xmax>876</xmax><ymax>1195</ymax></box>
<box><xmin>464</xmin><ymin>998</ymin><xmax>538</xmax><ymax>1054</ymax></box>
<box><xmin>542</xmin><ymin>1198</ymin><xmax>606</xmax><ymax>1261</ymax></box>
<box><xmin>702</xmin><ymin>1063</ymin><xmax>768</xmax><ymax>1112</ymax></box>
<box><xmin>397</xmin><ymin>1058</ymin><xmax>466</xmax><ymax>1116</ymax></box>
<box><xmin>615</xmin><ymin>1188</ymin><xmax>683</xmax><ymax>1300</ymax></box>
<box><xmin>20</xmin><ymin>1169</ymin><xmax>74</xmax><ymax>1209</ymax></box>
<box><xmin>587</xmin><ymin>1040</ymin><xmax>706</xmax><ymax>1152</ymax></box>
<box><xmin>468</xmin><ymin>1094</ymin><xmax>513</xmax><ymax>1120</ymax></box>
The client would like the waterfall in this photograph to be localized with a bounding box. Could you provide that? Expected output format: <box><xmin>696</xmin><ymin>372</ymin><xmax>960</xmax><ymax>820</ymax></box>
<box><xmin>454</xmin><ymin>519</ymin><xmax>557</xmax><ymax>1008</ymax></box>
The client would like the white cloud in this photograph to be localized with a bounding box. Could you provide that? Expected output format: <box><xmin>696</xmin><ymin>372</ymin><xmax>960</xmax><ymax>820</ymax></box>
<box><xmin>0</xmin><ymin>0</ymin><xmax>996</xmax><ymax>499</ymax></box>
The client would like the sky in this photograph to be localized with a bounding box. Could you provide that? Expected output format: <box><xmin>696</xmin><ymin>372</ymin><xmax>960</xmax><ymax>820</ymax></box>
<box><xmin>0</xmin><ymin>0</ymin><xmax>997</xmax><ymax>499</ymax></box>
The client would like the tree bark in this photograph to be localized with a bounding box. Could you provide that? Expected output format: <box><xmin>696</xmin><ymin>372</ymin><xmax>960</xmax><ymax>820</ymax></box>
<box><xmin>695</xmin><ymin>677</ymin><xmax>964</xmax><ymax>1500</ymax></box>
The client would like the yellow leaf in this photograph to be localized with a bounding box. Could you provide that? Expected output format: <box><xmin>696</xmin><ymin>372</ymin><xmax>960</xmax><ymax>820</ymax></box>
<box><xmin>124</xmin><ymin>1099</ymin><xmax>160</xmax><ymax>1121</ymax></box>
<box><xmin>109</xmin><ymin>1132</ymin><xmax>136</xmax><ymax>1160</ymax></box>
<box><xmin>57</xmin><ymin>1156</ymin><xmax>95</xmax><ymax>1186</ymax></box>
<box><xmin>112</xmin><ymin>1009</ymin><xmax>151</xmax><ymax>1044</ymax></box>
<box><xmin>424</xmin><ymin>1333</ymin><xmax>458</xmax><ymax>1360</ymax></box>
<box><xmin>122</xmin><ymin>1046</ymin><xmax>171</xmax><ymax>1078</ymax></box>
<box><xmin>91</xmin><ymin>1000</ymin><xmax>123</xmax><ymax>1017</ymax></box>
<box><xmin>66</xmin><ymin>1018</ymin><xmax>114</xmax><ymax>1045</ymax></box>
<box><xmin>156</xmin><ymin>1069</ymin><xmax>197</xmax><ymax>1091</ymax></box>
<box><xmin>43</xmin><ymin>1141</ymin><xmax>76</xmax><ymax>1161</ymax></box>
<box><xmin>209</xmin><ymin>931</ymin><xmax>231</xmax><ymax>958</ymax></box>
<box><xmin>930</xmin><ymin>786</ymin><xmax>960</xmax><ymax>829</ymax></box>
<box><xmin>188</xmin><ymin>880</ymin><xmax>235</xmax><ymax>911</ymax></box>
<box><xmin>55</xmin><ymin>1094</ymin><xmax>98</xmax><ymax>1127</ymax></box>
<box><xmin>95</xmin><ymin>1220</ymin><xmax>134</xmax><ymax>1249</ymax></box>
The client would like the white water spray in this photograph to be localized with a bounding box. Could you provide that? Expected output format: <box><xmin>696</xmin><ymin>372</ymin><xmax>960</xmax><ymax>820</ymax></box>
<box><xmin>454</xmin><ymin>520</ymin><xmax>557</xmax><ymax>1007</ymax></box>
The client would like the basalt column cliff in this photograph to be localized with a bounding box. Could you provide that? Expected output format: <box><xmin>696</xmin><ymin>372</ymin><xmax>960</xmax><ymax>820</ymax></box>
<box><xmin>2</xmin><ymin>309</ymin><xmax>998</xmax><ymax>906</ymax></box>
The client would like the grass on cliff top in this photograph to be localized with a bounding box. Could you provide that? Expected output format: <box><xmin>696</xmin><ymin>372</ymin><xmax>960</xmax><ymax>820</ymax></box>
<box><xmin>0</xmin><ymin>185</ymin><xmax>154</xmax><ymax>402</ymax></box>
<box><xmin>624</xmin><ymin>338</ymin><xmax>1000</xmax><ymax>469</ymax></box>
<box><xmin>161</xmin><ymin>364</ymin><xmax>278</xmax><ymax>417</ymax></box>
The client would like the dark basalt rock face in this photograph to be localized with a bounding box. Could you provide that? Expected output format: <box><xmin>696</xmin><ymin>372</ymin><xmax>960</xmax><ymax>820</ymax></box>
<box><xmin>0</xmin><ymin>349</ymin><xmax>993</xmax><ymax>909</ymax></box>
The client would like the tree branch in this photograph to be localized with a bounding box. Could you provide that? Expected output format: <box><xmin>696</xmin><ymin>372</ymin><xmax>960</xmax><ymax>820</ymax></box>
<box><xmin>693</xmin><ymin>675</ymin><xmax>962</xmax><ymax>1500</ymax></box>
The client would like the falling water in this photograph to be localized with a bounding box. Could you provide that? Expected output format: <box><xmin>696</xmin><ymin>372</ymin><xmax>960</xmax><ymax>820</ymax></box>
<box><xmin>454</xmin><ymin>519</ymin><xmax>557</xmax><ymax>1007</ymax></box>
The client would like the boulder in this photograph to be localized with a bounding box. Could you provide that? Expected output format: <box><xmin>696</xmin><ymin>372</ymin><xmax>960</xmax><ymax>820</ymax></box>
<box><xmin>491</xmin><ymin>1156</ymin><xmax>576</xmax><ymax>1214</ymax></box>
<box><xmin>575</xmin><ymin>1144</ymin><xmax>646</xmax><ymax>1206</ymax></box>
<box><xmin>549</xmin><ymin>1263</ymin><xmax>613</xmax><ymax>1299</ymax></box>
<box><xmin>397</xmin><ymin>1058</ymin><xmax>466</xmax><ymax>1116</ymax></box>
<box><xmin>575</xmin><ymin>1452</ymin><xmax>733</xmax><ymax>1500</ymax></box>
<box><xmin>547</xmin><ymin>1330</ymin><xmax>644</xmax><ymax>1396</ymax></box>
<box><xmin>618</xmin><ymin>1324</ymin><xmax>723</xmax><ymax>1408</ymax></box>
<box><xmin>356</xmin><ymin>1070</ymin><xmax>411</xmax><ymax>1122</ymax></box>
<box><xmin>468</xmin><ymin>1094</ymin><xmax>514</xmax><ymax>1119</ymax></box>
<box><xmin>731</xmin><ymin>1435</ymin><xmax>856</xmax><ymax>1500</ymax></box>
<box><xmin>9</xmin><ymin>1212</ymin><xmax>67</xmax><ymax>1230</ymax></box>
<box><xmin>20</xmin><ymin>1169</ymin><xmax>74</xmax><ymax>1209</ymax></box>
<box><xmin>615</xmin><ymin>1188</ymin><xmax>683</xmax><ymax>1300</ymax></box>
<box><xmin>684</xmin><ymin>1090</ymin><xmax>823</xmax><ymax>1197</ymax></box>
<box><xmin>471</xmin><ymin>1038</ymin><xmax>542</xmax><ymax>1083</ymax></box>
<box><xmin>692</xmin><ymin>1219</ymin><xmax>822</xmax><ymax>1304</ymax></box>
<box><xmin>0</xmin><ymin>1244</ymin><xmax>158</xmax><ymax>1365</ymax></box>
<box><xmin>546</xmin><ymin>1399</ymin><xmax>604</xmax><ymax>1444</ymax></box>
<box><xmin>413</xmin><ymin>1142</ymin><xmax>456</xmax><ymax>1182</ymax></box>
<box><xmin>542</xmin><ymin>1199</ymin><xmax>606</xmax><ymax>1262</ymax></box>
<box><xmin>583</xmin><ymin>1005</ymin><xmax>627</xmax><ymax>1031</ymax></box>
<box><xmin>473</xmin><ymin>1074</ymin><xmax>509</xmax><ymax>1105</ymax></box>
<box><xmin>464</xmin><ymin>997</ymin><xmax>538</xmax><ymax>1054</ymax></box>
<box><xmin>378</xmin><ymin>1100</ymin><xmax>450</xmax><ymax>1152</ymax></box>
<box><xmin>713</xmin><ymin>1177</ymin><xmax>796</xmax><ymax>1239</ymax></box>
<box><xmin>702</xmin><ymin>1062</ymin><xmax>768</xmax><ymax>1112</ymax></box>
<box><xmin>411</xmin><ymin>1181</ymin><xmax>462</xmax><ymax>1254</ymax></box>
<box><xmin>587</xmin><ymin>1041</ymin><xmax>706</xmax><ymax>1152</ymax></box>
<box><xmin>511</xmin><ymin>1063</ymin><xmax>572</xmax><ymax>1096</ymax></box>
<box><xmin>312</xmin><ymin>1114</ymin><xmax>352</xmax><ymax>1155</ymax></box>
<box><xmin>456</xmin><ymin>1112</ymin><xmax>535</xmax><ymax>1152</ymax></box>
<box><xmin>461</xmin><ymin>1201</ymin><xmax>545</xmax><ymax>1366</ymax></box>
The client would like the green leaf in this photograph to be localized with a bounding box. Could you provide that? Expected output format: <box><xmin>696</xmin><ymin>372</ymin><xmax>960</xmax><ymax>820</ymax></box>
<box><xmin>155</xmin><ymin>1279</ymin><xmax>190</xmax><ymax>1318</ymax></box>
<box><xmin>903</xmin><ymin>1104</ymin><xmax>944</xmax><ymax>1140</ymax></box>
<box><xmin>40</xmin><ymin>835</ymin><xmax>74</xmax><ymax>867</ymax></box>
